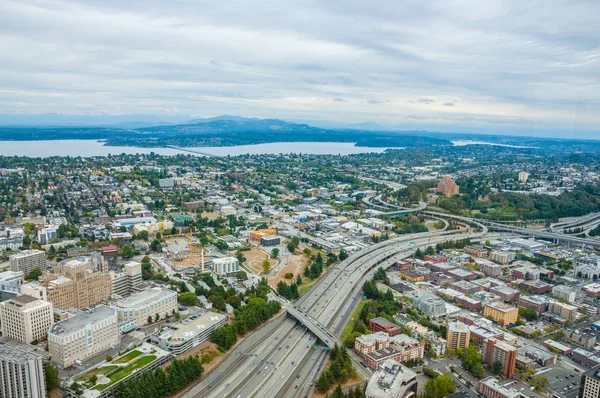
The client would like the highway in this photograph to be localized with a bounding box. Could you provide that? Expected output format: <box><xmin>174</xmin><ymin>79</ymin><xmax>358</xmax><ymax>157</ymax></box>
<box><xmin>184</xmin><ymin>223</ymin><xmax>488</xmax><ymax>398</ymax></box>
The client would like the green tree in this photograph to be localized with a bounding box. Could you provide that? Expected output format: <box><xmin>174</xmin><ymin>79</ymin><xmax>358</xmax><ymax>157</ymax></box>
<box><xmin>492</xmin><ymin>361</ymin><xmax>503</xmax><ymax>375</ymax></box>
<box><xmin>25</xmin><ymin>267</ymin><xmax>42</xmax><ymax>281</ymax></box>
<box><xmin>262</xmin><ymin>259</ymin><xmax>270</xmax><ymax>274</ymax></box>
<box><xmin>423</xmin><ymin>373</ymin><xmax>456</xmax><ymax>398</ymax></box>
<box><xmin>138</xmin><ymin>230</ymin><xmax>149</xmax><ymax>241</ymax></box>
<box><xmin>178</xmin><ymin>292</ymin><xmax>199</xmax><ymax>306</ymax></box>
<box><xmin>271</xmin><ymin>247</ymin><xmax>280</xmax><ymax>258</ymax></box>
<box><xmin>120</xmin><ymin>245</ymin><xmax>136</xmax><ymax>259</ymax></box>
<box><xmin>44</xmin><ymin>362</ymin><xmax>58</xmax><ymax>392</ymax></box>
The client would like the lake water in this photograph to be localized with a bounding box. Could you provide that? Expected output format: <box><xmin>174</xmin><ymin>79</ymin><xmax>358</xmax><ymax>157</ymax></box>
<box><xmin>451</xmin><ymin>140</ymin><xmax>536</xmax><ymax>149</ymax></box>
<box><xmin>0</xmin><ymin>140</ymin><xmax>389</xmax><ymax>157</ymax></box>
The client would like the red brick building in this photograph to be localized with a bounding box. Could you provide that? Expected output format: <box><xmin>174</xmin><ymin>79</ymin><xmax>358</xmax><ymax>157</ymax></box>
<box><xmin>369</xmin><ymin>317</ymin><xmax>402</xmax><ymax>337</ymax></box>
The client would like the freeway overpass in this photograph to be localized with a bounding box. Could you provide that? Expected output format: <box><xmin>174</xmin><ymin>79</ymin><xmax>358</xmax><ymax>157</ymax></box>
<box><xmin>284</xmin><ymin>304</ymin><xmax>342</xmax><ymax>349</ymax></box>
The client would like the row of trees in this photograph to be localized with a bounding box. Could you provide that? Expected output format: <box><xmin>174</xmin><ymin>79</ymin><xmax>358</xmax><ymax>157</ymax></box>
<box><xmin>316</xmin><ymin>345</ymin><xmax>356</xmax><ymax>393</ymax></box>
<box><xmin>211</xmin><ymin>297</ymin><xmax>281</xmax><ymax>350</ymax></box>
<box><xmin>461</xmin><ymin>345</ymin><xmax>485</xmax><ymax>378</ymax></box>
<box><xmin>115</xmin><ymin>356</ymin><xmax>204</xmax><ymax>398</ymax></box>
<box><xmin>276</xmin><ymin>280</ymin><xmax>300</xmax><ymax>299</ymax></box>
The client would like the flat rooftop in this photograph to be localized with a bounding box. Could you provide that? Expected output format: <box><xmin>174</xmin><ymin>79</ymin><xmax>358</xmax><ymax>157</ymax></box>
<box><xmin>160</xmin><ymin>311</ymin><xmax>227</xmax><ymax>342</ymax></box>
<box><xmin>116</xmin><ymin>288</ymin><xmax>176</xmax><ymax>309</ymax></box>
<box><xmin>0</xmin><ymin>337</ymin><xmax>46</xmax><ymax>364</ymax></box>
<box><xmin>49</xmin><ymin>307</ymin><xmax>116</xmax><ymax>335</ymax></box>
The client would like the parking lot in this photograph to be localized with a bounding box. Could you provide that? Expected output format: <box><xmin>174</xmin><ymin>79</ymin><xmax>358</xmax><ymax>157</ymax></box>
<box><xmin>543</xmin><ymin>367</ymin><xmax>580</xmax><ymax>398</ymax></box>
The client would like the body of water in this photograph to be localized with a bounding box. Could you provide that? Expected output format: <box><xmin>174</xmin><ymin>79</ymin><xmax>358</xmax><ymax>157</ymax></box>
<box><xmin>0</xmin><ymin>140</ymin><xmax>389</xmax><ymax>157</ymax></box>
<box><xmin>451</xmin><ymin>140</ymin><xmax>536</xmax><ymax>148</ymax></box>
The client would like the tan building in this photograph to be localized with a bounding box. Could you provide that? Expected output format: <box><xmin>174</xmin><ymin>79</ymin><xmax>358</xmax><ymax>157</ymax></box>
<box><xmin>518</xmin><ymin>171</ymin><xmax>530</xmax><ymax>183</ymax></box>
<box><xmin>484</xmin><ymin>302</ymin><xmax>519</xmax><ymax>326</ymax></box>
<box><xmin>436</xmin><ymin>175</ymin><xmax>460</xmax><ymax>197</ymax></box>
<box><xmin>580</xmin><ymin>368</ymin><xmax>600</xmax><ymax>398</ymax></box>
<box><xmin>48</xmin><ymin>306</ymin><xmax>119</xmax><ymax>367</ymax></box>
<box><xmin>0</xmin><ymin>295</ymin><xmax>54</xmax><ymax>343</ymax></box>
<box><xmin>354</xmin><ymin>332</ymin><xmax>390</xmax><ymax>356</ymax></box>
<box><xmin>447</xmin><ymin>321</ymin><xmax>470</xmax><ymax>351</ymax></box>
<box><xmin>0</xmin><ymin>337</ymin><xmax>47</xmax><ymax>398</ymax></box>
<box><xmin>61</xmin><ymin>259</ymin><xmax>112</xmax><ymax>309</ymax></box>
<box><xmin>20</xmin><ymin>259</ymin><xmax>111</xmax><ymax>310</ymax></box>
<box><xmin>9</xmin><ymin>250</ymin><xmax>47</xmax><ymax>275</ymax></box>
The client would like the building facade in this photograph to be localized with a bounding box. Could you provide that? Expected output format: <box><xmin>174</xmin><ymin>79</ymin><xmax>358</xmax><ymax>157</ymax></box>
<box><xmin>9</xmin><ymin>250</ymin><xmax>47</xmax><ymax>275</ymax></box>
<box><xmin>211</xmin><ymin>257</ymin><xmax>240</xmax><ymax>276</ymax></box>
<box><xmin>482</xmin><ymin>338</ymin><xmax>517</xmax><ymax>379</ymax></box>
<box><xmin>479</xmin><ymin>376</ymin><xmax>520</xmax><ymax>398</ymax></box>
<box><xmin>115</xmin><ymin>288</ymin><xmax>178</xmax><ymax>327</ymax></box>
<box><xmin>0</xmin><ymin>337</ymin><xmax>47</xmax><ymax>398</ymax></box>
<box><xmin>447</xmin><ymin>321</ymin><xmax>470</xmax><ymax>351</ymax></box>
<box><xmin>579</xmin><ymin>367</ymin><xmax>600</xmax><ymax>398</ymax></box>
<box><xmin>48</xmin><ymin>307</ymin><xmax>120</xmax><ymax>368</ymax></box>
<box><xmin>0</xmin><ymin>295</ymin><xmax>54</xmax><ymax>343</ymax></box>
<box><xmin>483</xmin><ymin>302</ymin><xmax>519</xmax><ymax>326</ymax></box>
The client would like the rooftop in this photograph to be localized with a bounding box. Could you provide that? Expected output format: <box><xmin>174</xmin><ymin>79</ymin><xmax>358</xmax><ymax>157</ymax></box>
<box><xmin>365</xmin><ymin>359</ymin><xmax>417</xmax><ymax>398</ymax></box>
<box><xmin>49</xmin><ymin>307</ymin><xmax>116</xmax><ymax>336</ymax></box>
<box><xmin>0</xmin><ymin>337</ymin><xmax>46</xmax><ymax>364</ymax></box>
<box><xmin>479</xmin><ymin>377</ymin><xmax>520</xmax><ymax>398</ymax></box>
<box><xmin>10</xmin><ymin>249</ymin><xmax>44</xmax><ymax>259</ymax></box>
<box><xmin>356</xmin><ymin>332</ymin><xmax>389</xmax><ymax>345</ymax></box>
<box><xmin>449</xmin><ymin>321</ymin><xmax>469</xmax><ymax>334</ymax></box>
<box><xmin>158</xmin><ymin>311</ymin><xmax>227</xmax><ymax>343</ymax></box>
<box><xmin>116</xmin><ymin>288</ymin><xmax>176</xmax><ymax>309</ymax></box>
<box><xmin>485</xmin><ymin>301</ymin><xmax>517</xmax><ymax>312</ymax></box>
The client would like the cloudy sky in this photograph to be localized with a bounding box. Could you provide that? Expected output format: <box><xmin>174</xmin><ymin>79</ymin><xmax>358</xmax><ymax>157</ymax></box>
<box><xmin>1</xmin><ymin>0</ymin><xmax>599</xmax><ymax>137</ymax></box>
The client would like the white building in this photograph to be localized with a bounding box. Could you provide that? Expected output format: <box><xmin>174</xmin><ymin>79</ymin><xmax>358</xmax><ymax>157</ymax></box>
<box><xmin>154</xmin><ymin>311</ymin><xmax>227</xmax><ymax>355</ymax></box>
<box><xmin>552</xmin><ymin>285</ymin><xmax>576</xmax><ymax>303</ymax></box>
<box><xmin>0</xmin><ymin>295</ymin><xmax>54</xmax><ymax>343</ymax></box>
<box><xmin>111</xmin><ymin>261</ymin><xmax>143</xmax><ymax>297</ymax></box>
<box><xmin>0</xmin><ymin>270</ymin><xmax>24</xmax><ymax>301</ymax></box>
<box><xmin>115</xmin><ymin>288</ymin><xmax>177</xmax><ymax>327</ymax></box>
<box><xmin>48</xmin><ymin>307</ymin><xmax>120</xmax><ymax>368</ymax></box>
<box><xmin>0</xmin><ymin>337</ymin><xmax>47</xmax><ymax>398</ymax></box>
<box><xmin>518</xmin><ymin>171</ymin><xmax>530</xmax><ymax>184</ymax></box>
<box><xmin>37</xmin><ymin>227</ymin><xmax>57</xmax><ymax>245</ymax></box>
<box><xmin>9</xmin><ymin>250</ymin><xmax>47</xmax><ymax>275</ymax></box>
<box><xmin>212</xmin><ymin>257</ymin><xmax>240</xmax><ymax>276</ymax></box>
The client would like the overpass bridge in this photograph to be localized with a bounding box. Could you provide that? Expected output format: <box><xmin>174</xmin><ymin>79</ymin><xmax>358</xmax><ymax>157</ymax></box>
<box><xmin>284</xmin><ymin>304</ymin><xmax>342</xmax><ymax>349</ymax></box>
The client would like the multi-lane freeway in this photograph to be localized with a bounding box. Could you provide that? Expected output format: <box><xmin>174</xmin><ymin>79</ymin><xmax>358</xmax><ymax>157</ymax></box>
<box><xmin>184</xmin><ymin>222</ymin><xmax>489</xmax><ymax>398</ymax></box>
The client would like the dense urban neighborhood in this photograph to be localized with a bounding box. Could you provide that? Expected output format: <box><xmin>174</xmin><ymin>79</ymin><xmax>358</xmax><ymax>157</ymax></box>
<box><xmin>1</xmin><ymin>143</ymin><xmax>600</xmax><ymax>398</ymax></box>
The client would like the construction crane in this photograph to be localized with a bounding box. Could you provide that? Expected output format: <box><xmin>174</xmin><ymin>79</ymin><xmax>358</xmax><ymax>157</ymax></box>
<box><xmin>168</xmin><ymin>231</ymin><xmax>207</xmax><ymax>272</ymax></box>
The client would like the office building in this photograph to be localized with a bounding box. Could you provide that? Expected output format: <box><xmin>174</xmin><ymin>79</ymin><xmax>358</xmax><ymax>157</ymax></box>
<box><xmin>9</xmin><ymin>250</ymin><xmax>47</xmax><ymax>275</ymax></box>
<box><xmin>154</xmin><ymin>311</ymin><xmax>227</xmax><ymax>355</ymax></box>
<box><xmin>413</xmin><ymin>295</ymin><xmax>446</xmax><ymax>318</ymax></box>
<box><xmin>481</xmin><ymin>262</ymin><xmax>504</xmax><ymax>276</ymax></box>
<box><xmin>48</xmin><ymin>307</ymin><xmax>120</xmax><ymax>368</ymax></box>
<box><xmin>552</xmin><ymin>285</ymin><xmax>576</xmax><ymax>303</ymax></box>
<box><xmin>483</xmin><ymin>302</ymin><xmax>519</xmax><ymax>326</ymax></box>
<box><xmin>21</xmin><ymin>276</ymin><xmax>74</xmax><ymax>310</ymax></box>
<box><xmin>0</xmin><ymin>295</ymin><xmax>54</xmax><ymax>343</ymax></box>
<box><xmin>482</xmin><ymin>338</ymin><xmax>517</xmax><ymax>379</ymax></box>
<box><xmin>548</xmin><ymin>300</ymin><xmax>578</xmax><ymax>321</ymax></box>
<box><xmin>479</xmin><ymin>376</ymin><xmax>520</xmax><ymax>398</ymax></box>
<box><xmin>0</xmin><ymin>270</ymin><xmax>24</xmax><ymax>302</ymax></box>
<box><xmin>211</xmin><ymin>257</ymin><xmax>240</xmax><ymax>276</ymax></box>
<box><xmin>517</xmin><ymin>295</ymin><xmax>548</xmax><ymax>316</ymax></box>
<box><xmin>115</xmin><ymin>288</ymin><xmax>177</xmax><ymax>327</ymax></box>
<box><xmin>579</xmin><ymin>367</ymin><xmax>600</xmax><ymax>398</ymax></box>
<box><xmin>0</xmin><ymin>337</ymin><xmax>47</xmax><ymax>398</ymax></box>
<box><xmin>447</xmin><ymin>321</ymin><xmax>470</xmax><ymax>351</ymax></box>
<box><xmin>61</xmin><ymin>259</ymin><xmax>112</xmax><ymax>309</ymax></box>
<box><xmin>464</xmin><ymin>245</ymin><xmax>489</xmax><ymax>258</ymax></box>
<box><xmin>110</xmin><ymin>261</ymin><xmax>143</xmax><ymax>297</ymax></box>
<box><xmin>364</xmin><ymin>359</ymin><xmax>417</xmax><ymax>398</ymax></box>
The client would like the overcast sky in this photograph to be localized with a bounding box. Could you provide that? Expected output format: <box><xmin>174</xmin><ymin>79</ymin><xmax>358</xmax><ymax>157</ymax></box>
<box><xmin>1</xmin><ymin>0</ymin><xmax>599</xmax><ymax>137</ymax></box>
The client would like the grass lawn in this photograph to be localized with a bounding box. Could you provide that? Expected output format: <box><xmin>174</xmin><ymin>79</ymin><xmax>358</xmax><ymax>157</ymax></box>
<box><xmin>77</xmin><ymin>365</ymin><xmax>118</xmax><ymax>383</ymax></box>
<box><xmin>95</xmin><ymin>355</ymin><xmax>156</xmax><ymax>391</ymax></box>
<box><xmin>113</xmin><ymin>350</ymin><xmax>142</xmax><ymax>364</ymax></box>
<box><xmin>340</xmin><ymin>299</ymin><xmax>372</xmax><ymax>345</ymax></box>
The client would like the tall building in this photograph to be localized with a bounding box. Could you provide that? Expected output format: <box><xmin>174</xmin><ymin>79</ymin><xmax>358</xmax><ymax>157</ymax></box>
<box><xmin>518</xmin><ymin>171</ymin><xmax>530</xmax><ymax>183</ymax></box>
<box><xmin>447</xmin><ymin>321</ymin><xmax>470</xmax><ymax>351</ymax></box>
<box><xmin>9</xmin><ymin>250</ymin><xmax>47</xmax><ymax>276</ymax></box>
<box><xmin>21</xmin><ymin>259</ymin><xmax>112</xmax><ymax>310</ymax></box>
<box><xmin>482</xmin><ymin>338</ymin><xmax>517</xmax><ymax>379</ymax></box>
<box><xmin>364</xmin><ymin>359</ymin><xmax>418</xmax><ymax>398</ymax></box>
<box><xmin>110</xmin><ymin>261</ymin><xmax>143</xmax><ymax>297</ymax></box>
<box><xmin>579</xmin><ymin>367</ymin><xmax>600</xmax><ymax>398</ymax></box>
<box><xmin>436</xmin><ymin>175</ymin><xmax>460</xmax><ymax>197</ymax></box>
<box><xmin>37</xmin><ymin>227</ymin><xmax>57</xmax><ymax>245</ymax></box>
<box><xmin>61</xmin><ymin>259</ymin><xmax>112</xmax><ymax>309</ymax></box>
<box><xmin>0</xmin><ymin>295</ymin><xmax>54</xmax><ymax>343</ymax></box>
<box><xmin>212</xmin><ymin>257</ymin><xmax>240</xmax><ymax>276</ymax></box>
<box><xmin>115</xmin><ymin>288</ymin><xmax>177</xmax><ymax>327</ymax></box>
<box><xmin>483</xmin><ymin>302</ymin><xmax>519</xmax><ymax>326</ymax></box>
<box><xmin>48</xmin><ymin>306</ymin><xmax>120</xmax><ymax>367</ymax></box>
<box><xmin>548</xmin><ymin>300</ymin><xmax>578</xmax><ymax>321</ymax></box>
<box><xmin>0</xmin><ymin>337</ymin><xmax>47</xmax><ymax>398</ymax></box>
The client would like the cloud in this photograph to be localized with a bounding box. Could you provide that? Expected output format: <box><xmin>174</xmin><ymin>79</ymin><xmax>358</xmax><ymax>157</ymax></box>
<box><xmin>0</xmin><ymin>0</ymin><xmax>598</xmax><ymax>135</ymax></box>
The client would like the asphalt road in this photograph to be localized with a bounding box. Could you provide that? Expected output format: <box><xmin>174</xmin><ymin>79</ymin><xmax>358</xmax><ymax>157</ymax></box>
<box><xmin>184</xmin><ymin>228</ymin><xmax>489</xmax><ymax>398</ymax></box>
